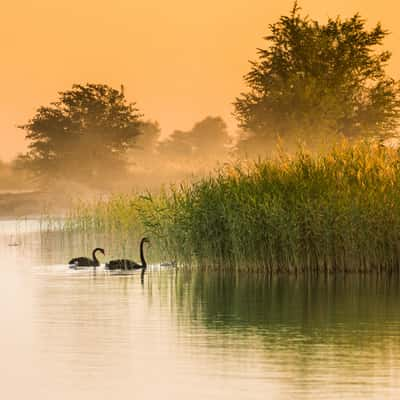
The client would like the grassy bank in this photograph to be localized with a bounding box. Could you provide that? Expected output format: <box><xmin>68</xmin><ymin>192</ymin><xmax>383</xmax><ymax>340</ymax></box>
<box><xmin>65</xmin><ymin>143</ymin><xmax>400</xmax><ymax>273</ymax></box>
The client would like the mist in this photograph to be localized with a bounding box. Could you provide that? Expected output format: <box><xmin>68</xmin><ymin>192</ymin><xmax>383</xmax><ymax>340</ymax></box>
<box><xmin>2</xmin><ymin>4</ymin><xmax>399</xmax><ymax>216</ymax></box>
<box><xmin>0</xmin><ymin>114</ymin><xmax>239</xmax><ymax>215</ymax></box>
<box><xmin>127</xmin><ymin>116</ymin><xmax>234</xmax><ymax>190</ymax></box>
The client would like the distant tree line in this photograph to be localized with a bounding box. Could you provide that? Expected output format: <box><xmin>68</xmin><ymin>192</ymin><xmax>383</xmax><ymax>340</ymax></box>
<box><xmin>15</xmin><ymin>83</ymin><xmax>232</xmax><ymax>189</ymax></box>
<box><xmin>13</xmin><ymin>2</ymin><xmax>400</xmax><ymax>190</ymax></box>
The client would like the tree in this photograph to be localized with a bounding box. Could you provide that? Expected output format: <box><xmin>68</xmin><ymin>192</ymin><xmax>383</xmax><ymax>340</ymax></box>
<box><xmin>234</xmin><ymin>2</ymin><xmax>400</xmax><ymax>151</ymax></box>
<box><xmin>18</xmin><ymin>83</ymin><xmax>144</xmax><ymax>187</ymax></box>
<box><xmin>128</xmin><ymin>120</ymin><xmax>161</xmax><ymax>171</ymax></box>
<box><xmin>158</xmin><ymin>116</ymin><xmax>230</xmax><ymax>162</ymax></box>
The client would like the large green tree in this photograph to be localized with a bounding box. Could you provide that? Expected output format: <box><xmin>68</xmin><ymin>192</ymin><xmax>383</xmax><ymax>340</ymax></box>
<box><xmin>234</xmin><ymin>3</ymin><xmax>400</xmax><ymax>150</ymax></box>
<box><xmin>18</xmin><ymin>83</ymin><xmax>144</xmax><ymax>187</ymax></box>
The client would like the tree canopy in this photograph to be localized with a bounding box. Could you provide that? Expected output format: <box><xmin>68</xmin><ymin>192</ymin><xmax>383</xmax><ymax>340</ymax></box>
<box><xmin>158</xmin><ymin>116</ymin><xmax>230</xmax><ymax>161</ymax></box>
<box><xmin>234</xmin><ymin>2</ymin><xmax>400</xmax><ymax>151</ymax></box>
<box><xmin>18</xmin><ymin>83</ymin><xmax>144</xmax><ymax>187</ymax></box>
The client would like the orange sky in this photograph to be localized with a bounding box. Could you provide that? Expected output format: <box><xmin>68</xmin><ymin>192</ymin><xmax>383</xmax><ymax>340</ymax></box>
<box><xmin>1</xmin><ymin>0</ymin><xmax>399</xmax><ymax>161</ymax></box>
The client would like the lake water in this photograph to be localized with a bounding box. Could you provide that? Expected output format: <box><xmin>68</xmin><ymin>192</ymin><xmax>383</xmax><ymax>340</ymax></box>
<box><xmin>1</xmin><ymin>220</ymin><xmax>400</xmax><ymax>399</ymax></box>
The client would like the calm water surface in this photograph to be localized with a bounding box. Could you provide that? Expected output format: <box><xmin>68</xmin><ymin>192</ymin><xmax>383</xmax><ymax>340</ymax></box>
<box><xmin>0</xmin><ymin>220</ymin><xmax>400</xmax><ymax>399</ymax></box>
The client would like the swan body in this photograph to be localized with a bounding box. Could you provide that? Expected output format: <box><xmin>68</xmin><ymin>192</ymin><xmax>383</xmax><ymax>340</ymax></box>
<box><xmin>106</xmin><ymin>238</ymin><xmax>149</xmax><ymax>271</ymax></box>
<box><xmin>105</xmin><ymin>259</ymin><xmax>142</xmax><ymax>270</ymax></box>
<box><xmin>69</xmin><ymin>248</ymin><xmax>105</xmax><ymax>268</ymax></box>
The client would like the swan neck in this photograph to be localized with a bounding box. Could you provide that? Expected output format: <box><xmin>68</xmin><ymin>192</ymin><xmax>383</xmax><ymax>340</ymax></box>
<box><xmin>140</xmin><ymin>240</ymin><xmax>147</xmax><ymax>267</ymax></box>
<box><xmin>92</xmin><ymin>249</ymin><xmax>100</xmax><ymax>266</ymax></box>
<box><xmin>140</xmin><ymin>267</ymin><xmax>146</xmax><ymax>285</ymax></box>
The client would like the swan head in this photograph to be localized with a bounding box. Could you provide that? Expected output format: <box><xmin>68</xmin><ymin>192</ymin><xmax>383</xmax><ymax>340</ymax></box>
<box><xmin>94</xmin><ymin>247</ymin><xmax>105</xmax><ymax>255</ymax></box>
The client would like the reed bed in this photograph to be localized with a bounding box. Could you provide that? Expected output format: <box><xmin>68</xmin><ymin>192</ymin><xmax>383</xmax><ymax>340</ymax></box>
<box><xmin>65</xmin><ymin>143</ymin><xmax>400</xmax><ymax>273</ymax></box>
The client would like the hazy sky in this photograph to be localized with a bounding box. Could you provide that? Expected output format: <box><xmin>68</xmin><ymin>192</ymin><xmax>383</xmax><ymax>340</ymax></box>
<box><xmin>1</xmin><ymin>0</ymin><xmax>399</xmax><ymax>160</ymax></box>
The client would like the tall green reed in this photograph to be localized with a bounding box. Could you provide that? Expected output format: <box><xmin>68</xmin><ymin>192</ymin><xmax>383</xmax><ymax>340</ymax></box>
<box><xmin>66</xmin><ymin>143</ymin><xmax>400</xmax><ymax>272</ymax></box>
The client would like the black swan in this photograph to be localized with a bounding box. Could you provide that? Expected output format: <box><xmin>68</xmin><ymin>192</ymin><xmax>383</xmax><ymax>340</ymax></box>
<box><xmin>105</xmin><ymin>237</ymin><xmax>150</xmax><ymax>271</ymax></box>
<box><xmin>68</xmin><ymin>248</ymin><xmax>105</xmax><ymax>268</ymax></box>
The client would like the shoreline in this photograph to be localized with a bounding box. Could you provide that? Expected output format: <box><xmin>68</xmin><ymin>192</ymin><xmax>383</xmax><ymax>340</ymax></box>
<box><xmin>0</xmin><ymin>191</ymin><xmax>70</xmax><ymax>218</ymax></box>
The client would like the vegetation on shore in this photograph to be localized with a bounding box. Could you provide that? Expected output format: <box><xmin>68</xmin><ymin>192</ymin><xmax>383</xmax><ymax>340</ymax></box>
<box><xmin>11</xmin><ymin>4</ymin><xmax>400</xmax><ymax>192</ymax></box>
<box><xmin>65</xmin><ymin>142</ymin><xmax>400</xmax><ymax>273</ymax></box>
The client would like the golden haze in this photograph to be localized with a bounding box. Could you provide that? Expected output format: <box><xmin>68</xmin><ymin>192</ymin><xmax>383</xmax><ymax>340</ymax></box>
<box><xmin>1</xmin><ymin>0</ymin><xmax>399</xmax><ymax>161</ymax></box>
